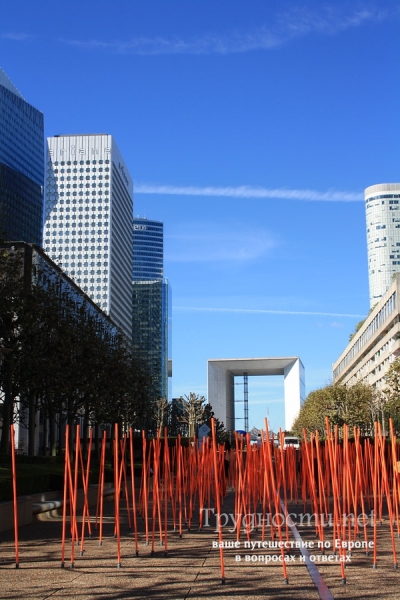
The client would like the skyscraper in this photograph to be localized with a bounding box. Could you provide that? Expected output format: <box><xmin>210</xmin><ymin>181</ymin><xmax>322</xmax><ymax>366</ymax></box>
<box><xmin>43</xmin><ymin>134</ymin><xmax>133</xmax><ymax>339</ymax></box>
<box><xmin>365</xmin><ymin>183</ymin><xmax>400</xmax><ymax>308</ymax></box>
<box><xmin>0</xmin><ymin>68</ymin><xmax>44</xmax><ymax>245</ymax></box>
<box><xmin>133</xmin><ymin>218</ymin><xmax>163</xmax><ymax>280</ymax></box>
<box><xmin>132</xmin><ymin>218</ymin><xmax>171</xmax><ymax>401</ymax></box>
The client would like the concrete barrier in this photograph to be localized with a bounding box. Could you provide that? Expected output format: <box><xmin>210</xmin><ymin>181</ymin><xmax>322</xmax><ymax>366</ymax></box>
<box><xmin>0</xmin><ymin>484</ymin><xmax>113</xmax><ymax>531</ymax></box>
<box><xmin>0</xmin><ymin>497</ymin><xmax>33</xmax><ymax>533</ymax></box>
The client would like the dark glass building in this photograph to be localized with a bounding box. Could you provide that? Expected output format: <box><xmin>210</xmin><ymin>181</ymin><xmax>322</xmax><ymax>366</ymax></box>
<box><xmin>0</xmin><ymin>68</ymin><xmax>44</xmax><ymax>245</ymax></box>
<box><xmin>132</xmin><ymin>218</ymin><xmax>171</xmax><ymax>401</ymax></box>
<box><xmin>133</xmin><ymin>218</ymin><xmax>163</xmax><ymax>280</ymax></box>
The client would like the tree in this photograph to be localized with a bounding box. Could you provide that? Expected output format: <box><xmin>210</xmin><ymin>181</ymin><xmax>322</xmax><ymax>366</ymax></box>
<box><xmin>152</xmin><ymin>397</ymin><xmax>169</xmax><ymax>433</ymax></box>
<box><xmin>349</xmin><ymin>319</ymin><xmax>366</xmax><ymax>342</ymax></box>
<box><xmin>169</xmin><ymin>394</ymin><xmax>227</xmax><ymax>442</ymax></box>
<box><xmin>176</xmin><ymin>393</ymin><xmax>205</xmax><ymax>438</ymax></box>
<box><xmin>348</xmin><ymin>305</ymin><xmax>377</xmax><ymax>342</ymax></box>
<box><xmin>0</xmin><ymin>247</ymin><xmax>27</xmax><ymax>453</ymax></box>
<box><xmin>0</xmin><ymin>244</ymin><xmax>153</xmax><ymax>454</ymax></box>
<box><xmin>291</xmin><ymin>382</ymin><xmax>374</xmax><ymax>438</ymax></box>
<box><xmin>201</xmin><ymin>402</ymin><xmax>227</xmax><ymax>444</ymax></box>
<box><xmin>383</xmin><ymin>358</ymin><xmax>400</xmax><ymax>433</ymax></box>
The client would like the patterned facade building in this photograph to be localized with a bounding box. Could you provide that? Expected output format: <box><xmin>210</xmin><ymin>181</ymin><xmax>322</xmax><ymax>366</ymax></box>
<box><xmin>43</xmin><ymin>134</ymin><xmax>133</xmax><ymax>339</ymax></box>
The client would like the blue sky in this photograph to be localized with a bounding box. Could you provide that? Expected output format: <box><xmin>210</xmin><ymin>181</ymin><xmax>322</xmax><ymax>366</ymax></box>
<box><xmin>2</xmin><ymin>1</ymin><xmax>399</xmax><ymax>431</ymax></box>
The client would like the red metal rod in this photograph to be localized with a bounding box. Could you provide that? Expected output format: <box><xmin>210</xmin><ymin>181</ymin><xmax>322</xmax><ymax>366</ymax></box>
<box><xmin>69</xmin><ymin>425</ymin><xmax>80</xmax><ymax>569</ymax></box>
<box><xmin>61</xmin><ymin>424</ymin><xmax>70</xmax><ymax>567</ymax></box>
<box><xmin>211</xmin><ymin>418</ymin><xmax>225</xmax><ymax>584</ymax></box>
<box><xmin>114</xmin><ymin>423</ymin><xmax>122</xmax><ymax>567</ymax></box>
<box><xmin>129</xmin><ymin>428</ymin><xmax>139</xmax><ymax>555</ymax></box>
<box><xmin>10</xmin><ymin>425</ymin><xmax>19</xmax><ymax>569</ymax></box>
<box><xmin>97</xmin><ymin>430</ymin><xmax>107</xmax><ymax>545</ymax></box>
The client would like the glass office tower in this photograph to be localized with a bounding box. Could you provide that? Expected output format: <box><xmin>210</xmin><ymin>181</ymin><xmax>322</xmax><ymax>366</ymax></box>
<box><xmin>133</xmin><ymin>218</ymin><xmax>163</xmax><ymax>279</ymax></box>
<box><xmin>132</xmin><ymin>218</ymin><xmax>171</xmax><ymax>400</ymax></box>
<box><xmin>43</xmin><ymin>134</ymin><xmax>133</xmax><ymax>340</ymax></box>
<box><xmin>0</xmin><ymin>68</ymin><xmax>44</xmax><ymax>245</ymax></box>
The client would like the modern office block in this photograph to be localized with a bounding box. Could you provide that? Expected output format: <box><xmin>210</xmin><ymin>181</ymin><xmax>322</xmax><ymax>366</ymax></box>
<box><xmin>365</xmin><ymin>183</ymin><xmax>400</xmax><ymax>308</ymax></box>
<box><xmin>133</xmin><ymin>218</ymin><xmax>163</xmax><ymax>280</ymax></box>
<box><xmin>333</xmin><ymin>274</ymin><xmax>400</xmax><ymax>390</ymax></box>
<box><xmin>43</xmin><ymin>134</ymin><xmax>133</xmax><ymax>339</ymax></box>
<box><xmin>132</xmin><ymin>279</ymin><xmax>171</xmax><ymax>400</ymax></box>
<box><xmin>132</xmin><ymin>218</ymin><xmax>171</xmax><ymax>400</ymax></box>
<box><xmin>0</xmin><ymin>68</ymin><xmax>44</xmax><ymax>245</ymax></box>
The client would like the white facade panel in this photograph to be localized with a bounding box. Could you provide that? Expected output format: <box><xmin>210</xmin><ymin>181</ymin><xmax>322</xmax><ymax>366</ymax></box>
<box><xmin>283</xmin><ymin>358</ymin><xmax>305</xmax><ymax>431</ymax></box>
<box><xmin>207</xmin><ymin>362</ymin><xmax>235</xmax><ymax>431</ymax></box>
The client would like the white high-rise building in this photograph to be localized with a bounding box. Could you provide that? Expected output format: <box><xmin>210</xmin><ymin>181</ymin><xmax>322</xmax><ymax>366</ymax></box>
<box><xmin>43</xmin><ymin>134</ymin><xmax>133</xmax><ymax>339</ymax></box>
<box><xmin>365</xmin><ymin>183</ymin><xmax>400</xmax><ymax>309</ymax></box>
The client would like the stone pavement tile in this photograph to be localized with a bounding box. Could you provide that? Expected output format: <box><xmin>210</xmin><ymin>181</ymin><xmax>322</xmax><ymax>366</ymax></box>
<box><xmin>186</xmin><ymin>566</ymin><xmax>320</xmax><ymax>599</ymax></box>
<box><xmin>49</xmin><ymin>572</ymin><xmax>193</xmax><ymax>599</ymax></box>
<box><xmin>0</xmin><ymin>568</ymin><xmax>85</xmax><ymax>599</ymax></box>
<box><xmin>317</xmin><ymin>559</ymin><xmax>400</xmax><ymax>600</ymax></box>
<box><xmin>3</xmin><ymin>493</ymin><xmax>400</xmax><ymax>599</ymax></box>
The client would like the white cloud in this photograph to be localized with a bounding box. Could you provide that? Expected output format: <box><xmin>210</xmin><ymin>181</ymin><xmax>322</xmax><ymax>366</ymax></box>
<box><xmin>276</xmin><ymin>7</ymin><xmax>385</xmax><ymax>38</ymax></box>
<box><xmin>135</xmin><ymin>183</ymin><xmax>363</xmax><ymax>202</ymax></box>
<box><xmin>166</xmin><ymin>222</ymin><xmax>277</xmax><ymax>262</ymax></box>
<box><xmin>61</xmin><ymin>7</ymin><xmax>390</xmax><ymax>55</ymax></box>
<box><xmin>0</xmin><ymin>32</ymin><xmax>31</xmax><ymax>41</ymax></box>
<box><xmin>175</xmin><ymin>306</ymin><xmax>364</xmax><ymax>318</ymax></box>
<box><xmin>62</xmin><ymin>30</ymin><xmax>281</xmax><ymax>55</ymax></box>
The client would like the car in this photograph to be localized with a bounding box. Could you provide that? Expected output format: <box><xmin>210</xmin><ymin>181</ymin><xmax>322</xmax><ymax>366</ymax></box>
<box><xmin>283</xmin><ymin>436</ymin><xmax>300</xmax><ymax>450</ymax></box>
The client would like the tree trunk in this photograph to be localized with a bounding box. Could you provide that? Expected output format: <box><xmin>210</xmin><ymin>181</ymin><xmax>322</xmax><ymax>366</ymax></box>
<box><xmin>94</xmin><ymin>420</ymin><xmax>100</xmax><ymax>461</ymax></box>
<box><xmin>82</xmin><ymin>401</ymin><xmax>90</xmax><ymax>459</ymax></box>
<box><xmin>0</xmin><ymin>399</ymin><xmax>13</xmax><ymax>453</ymax></box>
<box><xmin>42</xmin><ymin>410</ymin><xmax>48</xmax><ymax>456</ymax></box>
<box><xmin>0</xmin><ymin>358</ymin><xmax>14</xmax><ymax>454</ymax></box>
<box><xmin>48</xmin><ymin>407</ymin><xmax>57</xmax><ymax>456</ymax></box>
<box><xmin>28</xmin><ymin>390</ymin><xmax>36</xmax><ymax>456</ymax></box>
<box><xmin>57</xmin><ymin>411</ymin><xmax>64</xmax><ymax>456</ymax></box>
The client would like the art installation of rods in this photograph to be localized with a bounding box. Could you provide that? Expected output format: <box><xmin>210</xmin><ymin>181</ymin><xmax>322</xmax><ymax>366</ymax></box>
<box><xmin>8</xmin><ymin>418</ymin><xmax>400</xmax><ymax>587</ymax></box>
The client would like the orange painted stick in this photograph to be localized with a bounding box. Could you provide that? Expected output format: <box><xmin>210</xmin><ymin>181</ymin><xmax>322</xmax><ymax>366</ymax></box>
<box><xmin>80</xmin><ymin>427</ymin><xmax>93</xmax><ymax>555</ymax></box>
<box><xmin>354</xmin><ymin>428</ymin><xmax>369</xmax><ymax>553</ymax></box>
<box><xmin>129</xmin><ymin>428</ymin><xmax>139</xmax><ymax>556</ymax></box>
<box><xmin>141</xmin><ymin>431</ymin><xmax>149</xmax><ymax>545</ymax></box>
<box><xmin>151</xmin><ymin>435</ymin><xmax>161</xmax><ymax>554</ymax></box>
<box><xmin>114</xmin><ymin>423</ymin><xmax>122</xmax><ymax>568</ymax></box>
<box><xmin>70</xmin><ymin>424</ymin><xmax>80</xmax><ymax>569</ymax></box>
<box><xmin>163</xmin><ymin>427</ymin><xmax>169</xmax><ymax>556</ymax></box>
<box><xmin>264</xmin><ymin>419</ymin><xmax>289</xmax><ymax>584</ymax></box>
<box><xmin>97</xmin><ymin>430</ymin><xmax>107</xmax><ymax>545</ymax></box>
<box><xmin>176</xmin><ymin>436</ymin><xmax>183</xmax><ymax>537</ymax></box>
<box><xmin>119</xmin><ymin>436</ymin><xmax>132</xmax><ymax>530</ymax></box>
<box><xmin>61</xmin><ymin>424</ymin><xmax>70</xmax><ymax>567</ymax></box>
<box><xmin>211</xmin><ymin>418</ymin><xmax>225</xmax><ymax>584</ymax></box>
<box><xmin>389</xmin><ymin>419</ymin><xmax>400</xmax><ymax>536</ymax></box>
<box><xmin>377</xmin><ymin>422</ymin><xmax>398</xmax><ymax>568</ymax></box>
<box><xmin>372</xmin><ymin>422</ymin><xmax>378</xmax><ymax>569</ymax></box>
<box><xmin>10</xmin><ymin>425</ymin><xmax>19</xmax><ymax>569</ymax></box>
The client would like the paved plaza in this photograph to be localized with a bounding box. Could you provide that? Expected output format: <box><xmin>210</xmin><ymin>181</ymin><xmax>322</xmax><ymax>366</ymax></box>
<box><xmin>1</xmin><ymin>492</ymin><xmax>400</xmax><ymax>599</ymax></box>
